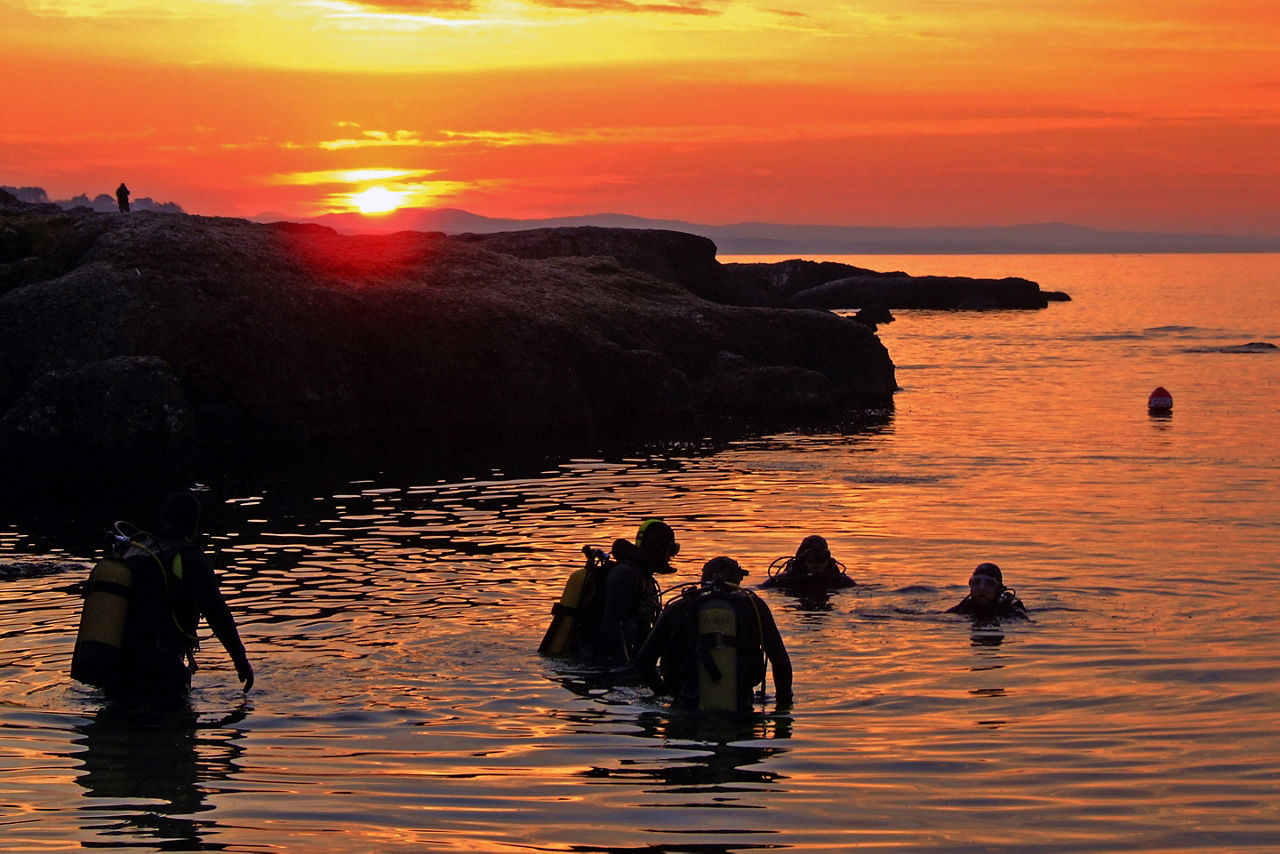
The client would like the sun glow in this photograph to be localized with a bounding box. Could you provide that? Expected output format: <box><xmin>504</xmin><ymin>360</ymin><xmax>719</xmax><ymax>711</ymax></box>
<box><xmin>350</xmin><ymin>186</ymin><xmax>407</xmax><ymax>214</ymax></box>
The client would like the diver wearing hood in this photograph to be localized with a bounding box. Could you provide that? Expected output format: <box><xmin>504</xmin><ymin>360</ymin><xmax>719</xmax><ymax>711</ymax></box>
<box><xmin>760</xmin><ymin>535</ymin><xmax>855</xmax><ymax>591</ymax></box>
<box><xmin>93</xmin><ymin>492</ymin><xmax>254</xmax><ymax>697</ymax></box>
<box><xmin>947</xmin><ymin>562</ymin><xmax>1028</xmax><ymax>620</ymax></box>
<box><xmin>579</xmin><ymin>518</ymin><xmax>679</xmax><ymax>665</ymax></box>
<box><xmin>635</xmin><ymin>556</ymin><xmax>793</xmax><ymax>714</ymax></box>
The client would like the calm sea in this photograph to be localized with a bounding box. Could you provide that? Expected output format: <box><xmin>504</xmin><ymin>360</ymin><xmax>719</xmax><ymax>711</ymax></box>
<box><xmin>2</xmin><ymin>253</ymin><xmax>1278</xmax><ymax>852</ymax></box>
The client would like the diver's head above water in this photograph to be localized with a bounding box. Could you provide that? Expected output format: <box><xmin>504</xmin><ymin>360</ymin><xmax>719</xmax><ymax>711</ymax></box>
<box><xmin>795</xmin><ymin>535</ymin><xmax>831</xmax><ymax>574</ymax></box>
<box><xmin>968</xmin><ymin>562</ymin><xmax>1004</xmax><ymax>605</ymax></box>
<box><xmin>701</xmin><ymin>556</ymin><xmax>748</xmax><ymax>586</ymax></box>
<box><xmin>635</xmin><ymin>518</ymin><xmax>679</xmax><ymax>571</ymax></box>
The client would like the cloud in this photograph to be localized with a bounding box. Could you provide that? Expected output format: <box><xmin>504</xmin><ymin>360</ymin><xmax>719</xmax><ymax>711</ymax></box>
<box><xmin>325</xmin><ymin>0</ymin><xmax>477</xmax><ymax>11</ymax></box>
<box><xmin>272</xmin><ymin>167</ymin><xmax>440</xmax><ymax>186</ymax></box>
<box><xmin>318</xmin><ymin>130</ymin><xmax>438</xmax><ymax>150</ymax></box>
<box><xmin>18</xmin><ymin>0</ymin><xmax>231</xmax><ymax>22</ymax></box>
<box><xmin>296</xmin><ymin>108</ymin><xmax>1273</xmax><ymax>167</ymax></box>
<box><xmin>338</xmin><ymin>0</ymin><xmax>722</xmax><ymax>14</ymax></box>
<box><xmin>267</xmin><ymin>166</ymin><xmax>478</xmax><ymax>212</ymax></box>
<box><xmin>529</xmin><ymin>0</ymin><xmax>720</xmax><ymax>13</ymax></box>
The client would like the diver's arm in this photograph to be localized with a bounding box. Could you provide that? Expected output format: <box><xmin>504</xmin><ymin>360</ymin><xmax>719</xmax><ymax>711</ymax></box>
<box><xmin>756</xmin><ymin>598</ymin><xmax>793</xmax><ymax>708</ymax></box>
<box><xmin>185</xmin><ymin>548</ymin><xmax>254</xmax><ymax>691</ymax></box>
<box><xmin>633</xmin><ymin>610</ymin><xmax>672</xmax><ymax>695</ymax></box>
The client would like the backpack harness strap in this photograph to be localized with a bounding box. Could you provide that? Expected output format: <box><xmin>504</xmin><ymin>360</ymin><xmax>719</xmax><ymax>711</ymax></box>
<box><xmin>131</xmin><ymin>537</ymin><xmax>201</xmax><ymax>649</ymax></box>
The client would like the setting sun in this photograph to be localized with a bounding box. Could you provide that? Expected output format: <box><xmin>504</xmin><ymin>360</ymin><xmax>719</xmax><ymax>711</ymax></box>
<box><xmin>350</xmin><ymin>187</ymin><xmax>406</xmax><ymax>215</ymax></box>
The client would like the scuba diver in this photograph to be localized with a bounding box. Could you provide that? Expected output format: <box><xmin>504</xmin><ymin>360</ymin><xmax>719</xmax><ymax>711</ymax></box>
<box><xmin>542</xmin><ymin>518</ymin><xmax>680</xmax><ymax>665</ymax></box>
<box><xmin>634</xmin><ymin>557</ymin><xmax>793</xmax><ymax>715</ymax></box>
<box><xmin>72</xmin><ymin>491</ymin><xmax>254</xmax><ymax>697</ymax></box>
<box><xmin>591</xmin><ymin>518</ymin><xmax>679</xmax><ymax>665</ymax></box>
<box><xmin>946</xmin><ymin>562</ymin><xmax>1028</xmax><ymax>620</ymax></box>
<box><xmin>760</xmin><ymin>534</ymin><xmax>855</xmax><ymax>591</ymax></box>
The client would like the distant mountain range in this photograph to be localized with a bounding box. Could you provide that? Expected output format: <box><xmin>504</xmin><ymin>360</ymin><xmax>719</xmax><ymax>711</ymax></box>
<box><xmin>253</xmin><ymin>207</ymin><xmax>1280</xmax><ymax>255</ymax></box>
<box><xmin>7</xmin><ymin>184</ymin><xmax>1274</xmax><ymax>253</ymax></box>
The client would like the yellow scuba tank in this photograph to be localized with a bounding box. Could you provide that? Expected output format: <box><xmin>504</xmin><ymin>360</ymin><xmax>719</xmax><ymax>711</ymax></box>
<box><xmin>70</xmin><ymin>557</ymin><xmax>134</xmax><ymax>687</ymax></box>
<box><xmin>539</xmin><ymin>546</ymin><xmax>608</xmax><ymax>656</ymax></box>
<box><xmin>540</xmin><ymin>565</ymin><xmax>589</xmax><ymax>655</ymax></box>
<box><xmin>696</xmin><ymin>595</ymin><xmax>739</xmax><ymax>713</ymax></box>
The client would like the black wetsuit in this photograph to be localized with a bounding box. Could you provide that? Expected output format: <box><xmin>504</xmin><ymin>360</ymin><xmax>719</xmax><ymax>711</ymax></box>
<box><xmin>572</xmin><ymin>538</ymin><xmax>663</xmax><ymax>665</ymax></box>
<box><xmin>114</xmin><ymin>525</ymin><xmax>249</xmax><ymax>697</ymax></box>
<box><xmin>635</xmin><ymin>583</ymin><xmax>793</xmax><ymax>712</ymax></box>
<box><xmin>947</xmin><ymin>591</ymin><xmax>1028</xmax><ymax>620</ymax></box>
<box><xmin>760</xmin><ymin>558</ymin><xmax>855</xmax><ymax>591</ymax></box>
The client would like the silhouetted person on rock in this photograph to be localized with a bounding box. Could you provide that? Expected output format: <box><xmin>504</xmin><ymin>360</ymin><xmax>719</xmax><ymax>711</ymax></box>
<box><xmin>116</xmin><ymin>183</ymin><xmax>130</xmax><ymax>213</ymax></box>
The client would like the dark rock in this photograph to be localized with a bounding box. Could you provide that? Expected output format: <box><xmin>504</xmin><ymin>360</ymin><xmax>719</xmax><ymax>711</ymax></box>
<box><xmin>0</xmin><ymin>187</ymin><xmax>61</xmax><ymax>214</ymax></box>
<box><xmin>1</xmin><ymin>355</ymin><xmax>194</xmax><ymax>491</ymax></box>
<box><xmin>721</xmin><ymin>258</ymin><xmax>896</xmax><ymax>302</ymax></box>
<box><xmin>0</xmin><ymin>560</ymin><xmax>84</xmax><ymax>581</ymax></box>
<box><xmin>0</xmin><ymin>202</ymin><xmax>897</xmax><ymax>496</ymax></box>
<box><xmin>851</xmin><ymin>305</ymin><xmax>895</xmax><ymax>331</ymax></box>
<box><xmin>792</xmin><ymin>274</ymin><xmax>1053</xmax><ymax>310</ymax></box>
<box><xmin>458</xmin><ymin>227</ymin><xmax>778</xmax><ymax>306</ymax></box>
<box><xmin>1183</xmin><ymin>341</ymin><xmax>1277</xmax><ymax>354</ymax></box>
<box><xmin>723</xmin><ymin>258</ymin><xmax>1065</xmax><ymax>310</ymax></box>
<box><xmin>459</xmin><ymin>236</ymin><xmax>1066</xmax><ymax>312</ymax></box>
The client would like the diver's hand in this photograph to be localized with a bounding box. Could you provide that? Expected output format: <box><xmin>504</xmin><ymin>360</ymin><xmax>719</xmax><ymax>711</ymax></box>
<box><xmin>236</xmin><ymin>660</ymin><xmax>255</xmax><ymax>693</ymax></box>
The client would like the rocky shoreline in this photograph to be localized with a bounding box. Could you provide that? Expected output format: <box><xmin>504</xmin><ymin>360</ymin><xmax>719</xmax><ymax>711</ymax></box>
<box><xmin>0</xmin><ymin>193</ymin><xmax>1065</xmax><ymax>499</ymax></box>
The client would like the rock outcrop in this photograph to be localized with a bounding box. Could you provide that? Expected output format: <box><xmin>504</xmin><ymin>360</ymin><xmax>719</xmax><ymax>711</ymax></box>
<box><xmin>723</xmin><ymin>258</ymin><xmax>1069</xmax><ymax>310</ymax></box>
<box><xmin>0</xmin><ymin>195</ymin><xmax>897</xmax><ymax>497</ymax></box>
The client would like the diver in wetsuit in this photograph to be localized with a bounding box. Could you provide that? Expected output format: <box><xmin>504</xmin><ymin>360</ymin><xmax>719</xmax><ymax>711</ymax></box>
<box><xmin>760</xmin><ymin>535</ymin><xmax>855</xmax><ymax>591</ymax></box>
<box><xmin>574</xmin><ymin>518</ymin><xmax>679</xmax><ymax>665</ymax></box>
<box><xmin>947</xmin><ymin>562</ymin><xmax>1028</xmax><ymax>620</ymax></box>
<box><xmin>112</xmin><ymin>492</ymin><xmax>254</xmax><ymax>697</ymax></box>
<box><xmin>635</xmin><ymin>556</ymin><xmax>793</xmax><ymax>714</ymax></box>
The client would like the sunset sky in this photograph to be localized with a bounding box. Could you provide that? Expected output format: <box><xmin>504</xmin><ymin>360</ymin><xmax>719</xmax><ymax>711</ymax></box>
<box><xmin>3</xmin><ymin>0</ymin><xmax>1278</xmax><ymax>234</ymax></box>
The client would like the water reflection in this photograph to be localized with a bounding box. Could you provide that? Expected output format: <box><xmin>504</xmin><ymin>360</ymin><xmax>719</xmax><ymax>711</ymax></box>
<box><xmin>3</xmin><ymin>254</ymin><xmax>1279</xmax><ymax>850</ymax></box>
<box><xmin>969</xmin><ymin>629</ymin><xmax>1006</xmax><ymax>647</ymax></box>
<box><xmin>73</xmin><ymin>699</ymin><xmax>248</xmax><ymax>849</ymax></box>
<box><xmin>582</xmin><ymin>710</ymin><xmax>791</xmax><ymax>809</ymax></box>
<box><xmin>545</xmin><ymin>663</ymin><xmax>645</xmax><ymax>705</ymax></box>
<box><xmin>769</xmin><ymin>587</ymin><xmax>837</xmax><ymax>615</ymax></box>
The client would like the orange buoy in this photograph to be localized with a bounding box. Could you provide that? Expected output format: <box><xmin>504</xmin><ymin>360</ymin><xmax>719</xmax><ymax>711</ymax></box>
<box><xmin>1148</xmin><ymin>386</ymin><xmax>1173</xmax><ymax>412</ymax></box>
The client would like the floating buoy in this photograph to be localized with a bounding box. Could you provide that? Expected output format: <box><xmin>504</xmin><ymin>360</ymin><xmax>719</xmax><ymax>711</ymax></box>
<box><xmin>1148</xmin><ymin>386</ymin><xmax>1173</xmax><ymax>412</ymax></box>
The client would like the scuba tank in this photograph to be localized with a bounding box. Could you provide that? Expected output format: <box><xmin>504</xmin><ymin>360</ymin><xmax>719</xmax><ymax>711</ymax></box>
<box><xmin>539</xmin><ymin>546</ymin><xmax>610</xmax><ymax>656</ymax></box>
<box><xmin>695</xmin><ymin>588</ymin><xmax>741</xmax><ymax>713</ymax></box>
<box><xmin>70</xmin><ymin>523</ymin><xmax>138</xmax><ymax>687</ymax></box>
<box><xmin>70</xmin><ymin>557</ymin><xmax>134</xmax><ymax>687</ymax></box>
<box><xmin>71</xmin><ymin>522</ymin><xmax>200</xmax><ymax>687</ymax></box>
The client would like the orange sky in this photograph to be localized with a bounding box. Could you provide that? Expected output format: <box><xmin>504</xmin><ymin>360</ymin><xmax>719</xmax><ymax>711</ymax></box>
<box><xmin>3</xmin><ymin>0</ymin><xmax>1278</xmax><ymax>233</ymax></box>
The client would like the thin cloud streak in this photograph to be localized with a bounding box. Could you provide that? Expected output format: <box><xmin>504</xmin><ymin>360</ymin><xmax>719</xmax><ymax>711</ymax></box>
<box><xmin>309</xmin><ymin>114</ymin><xmax>1198</xmax><ymax>155</ymax></box>
<box><xmin>271</xmin><ymin>167</ymin><xmax>441</xmax><ymax>186</ymax></box>
<box><xmin>530</xmin><ymin>0</ymin><xmax>719</xmax><ymax>14</ymax></box>
<box><xmin>338</xmin><ymin>0</ymin><xmax>723</xmax><ymax>14</ymax></box>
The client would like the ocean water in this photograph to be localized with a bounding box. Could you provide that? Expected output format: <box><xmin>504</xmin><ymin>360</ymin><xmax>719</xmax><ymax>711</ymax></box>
<box><xmin>2</xmin><ymin>253</ymin><xmax>1278</xmax><ymax>852</ymax></box>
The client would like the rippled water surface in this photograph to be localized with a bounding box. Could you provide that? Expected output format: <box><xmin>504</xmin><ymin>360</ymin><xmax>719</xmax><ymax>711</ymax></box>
<box><xmin>3</xmin><ymin>254</ymin><xmax>1279</xmax><ymax>852</ymax></box>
